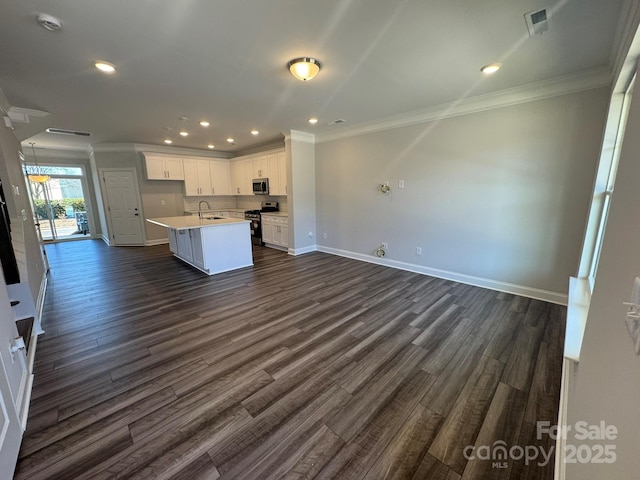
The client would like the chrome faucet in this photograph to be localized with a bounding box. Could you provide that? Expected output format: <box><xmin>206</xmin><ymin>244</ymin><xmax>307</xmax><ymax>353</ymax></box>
<box><xmin>198</xmin><ymin>200</ymin><xmax>211</xmax><ymax>218</ymax></box>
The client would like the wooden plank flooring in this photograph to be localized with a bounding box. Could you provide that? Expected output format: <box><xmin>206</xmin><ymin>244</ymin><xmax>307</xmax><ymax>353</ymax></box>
<box><xmin>15</xmin><ymin>240</ymin><xmax>565</xmax><ymax>479</ymax></box>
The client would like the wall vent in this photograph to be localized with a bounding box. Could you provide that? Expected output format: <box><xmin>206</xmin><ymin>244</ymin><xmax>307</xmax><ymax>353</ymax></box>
<box><xmin>45</xmin><ymin>128</ymin><xmax>91</xmax><ymax>136</ymax></box>
<box><xmin>525</xmin><ymin>8</ymin><xmax>550</xmax><ymax>36</ymax></box>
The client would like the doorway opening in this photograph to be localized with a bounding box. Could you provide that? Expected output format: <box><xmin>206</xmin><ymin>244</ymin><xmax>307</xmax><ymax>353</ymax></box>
<box><xmin>26</xmin><ymin>165</ymin><xmax>92</xmax><ymax>242</ymax></box>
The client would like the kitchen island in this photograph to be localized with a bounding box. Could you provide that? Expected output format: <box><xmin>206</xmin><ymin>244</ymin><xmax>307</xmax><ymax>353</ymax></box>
<box><xmin>147</xmin><ymin>216</ymin><xmax>253</xmax><ymax>275</ymax></box>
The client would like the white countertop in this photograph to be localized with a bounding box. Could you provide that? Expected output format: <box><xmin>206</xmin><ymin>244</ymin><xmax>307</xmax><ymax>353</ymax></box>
<box><xmin>147</xmin><ymin>216</ymin><xmax>249</xmax><ymax>230</ymax></box>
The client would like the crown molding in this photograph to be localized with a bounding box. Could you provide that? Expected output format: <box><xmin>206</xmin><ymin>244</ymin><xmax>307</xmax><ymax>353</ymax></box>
<box><xmin>315</xmin><ymin>67</ymin><xmax>613</xmax><ymax>144</ymax></box>
<box><xmin>285</xmin><ymin>130</ymin><xmax>316</xmax><ymax>144</ymax></box>
<box><xmin>8</xmin><ymin>107</ymin><xmax>50</xmax><ymax>124</ymax></box>
<box><xmin>89</xmin><ymin>142</ymin><xmax>233</xmax><ymax>159</ymax></box>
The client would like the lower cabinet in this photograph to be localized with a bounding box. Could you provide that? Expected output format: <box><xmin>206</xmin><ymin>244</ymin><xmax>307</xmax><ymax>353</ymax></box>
<box><xmin>176</xmin><ymin>229</ymin><xmax>193</xmax><ymax>262</ymax></box>
<box><xmin>190</xmin><ymin>228</ymin><xmax>205</xmax><ymax>269</ymax></box>
<box><xmin>261</xmin><ymin>215</ymin><xmax>288</xmax><ymax>249</ymax></box>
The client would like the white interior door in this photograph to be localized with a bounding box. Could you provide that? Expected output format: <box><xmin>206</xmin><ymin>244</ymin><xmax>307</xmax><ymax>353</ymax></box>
<box><xmin>101</xmin><ymin>169</ymin><xmax>144</xmax><ymax>245</ymax></box>
<box><xmin>0</xmin><ymin>275</ymin><xmax>27</xmax><ymax>476</ymax></box>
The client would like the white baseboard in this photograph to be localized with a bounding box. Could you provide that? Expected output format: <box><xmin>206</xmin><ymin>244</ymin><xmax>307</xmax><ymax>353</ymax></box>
<box><xmin>288</xmin><ymin>244</ymin><xmax>318</xmax><ymax>256</ymax></box>
<box><xmin>145</xmin><ymin>238</ymin><xmax>169</xmax><ymax>246</ymax></box>
<box><xmin>316</xmin><ymin>245</ymin><xmax>568</xmax><ymax>305</ymax></box>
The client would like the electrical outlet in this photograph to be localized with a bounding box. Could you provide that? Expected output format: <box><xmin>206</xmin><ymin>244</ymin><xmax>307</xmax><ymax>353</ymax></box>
<box><xmin>323</xmin><ymin>232</ymin><xmax>327</xmax><ymax>239</ymax></box>
<box><xmin>308</xmin><ymin>231</ymin><xmax>313</xmax><ymax>237</ymax></box>
<box><xmin>399</xmin><ymin>180</ymin><xmax>405</xmax><ymax>188</ymax></box>
<box><xmin>160</xmin><ymin>200</ymin><xmax>166</xmax><ymax>205</ymax></box>
<box><xmin>416</xmin><ymin>247</ymin><xmax>422</xmax><ymax>255</ymax></box>
<box><xmin>382</xmin><ymin>242</ymin><xmax>388</xmax><ymax>249</ymax></box>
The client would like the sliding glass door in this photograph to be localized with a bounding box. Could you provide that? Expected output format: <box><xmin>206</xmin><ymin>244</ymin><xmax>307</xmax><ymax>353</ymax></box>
<box><xmin>26</xmin><ymin>165</ymin><xmax>91</xmax><ymax>242</ymax></box>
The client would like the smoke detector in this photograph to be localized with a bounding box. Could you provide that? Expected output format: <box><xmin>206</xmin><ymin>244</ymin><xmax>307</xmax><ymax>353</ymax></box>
<box><xmin>36</xmin><ymin>13</ymin><xmax>63</xmax><ymax>32</ymax></box>
<box><xmin>525</xmin><ymin>8</ymin><xmax>550</xmax><ymax>36</ymax></box>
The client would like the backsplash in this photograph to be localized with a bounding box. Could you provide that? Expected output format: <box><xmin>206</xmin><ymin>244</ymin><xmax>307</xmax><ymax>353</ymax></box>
<box><xmin>183</xmin><ymin>195</ymin><xmax>287</xmax><ymax>212</ymax></box>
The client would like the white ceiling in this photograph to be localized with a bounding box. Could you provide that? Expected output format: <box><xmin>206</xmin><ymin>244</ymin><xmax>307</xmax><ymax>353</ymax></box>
<box><xmin>0</xmin><ymin>0</ymin><xmax>627</xmax><ymax>154</ymax></box>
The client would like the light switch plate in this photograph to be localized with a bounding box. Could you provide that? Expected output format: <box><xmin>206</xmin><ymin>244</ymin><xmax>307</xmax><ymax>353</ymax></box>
<box><xmin>624</xmin><ymin>276</ymin><xmax>640</xmax><ymax>355</ymax></box>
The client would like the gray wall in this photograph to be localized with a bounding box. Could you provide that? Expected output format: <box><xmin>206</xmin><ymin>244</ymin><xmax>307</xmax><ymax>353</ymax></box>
<box><xmin>565</xmin><ymin>75</ymin><xmax>640</xmax><ymax>479</ymax></box>
<box><xmin>287</xmin><ymin>132</ymin><xmax>316</xmax><ymax>252</ymax></box>
<box><xmin>92</xmin><ymin>147</ymin><xmax>186</xmax><ymax>243</ymax></box>
<box><xmin>315</xmin><ymin>88</ymin><xmax>609</xmax><ymax>297</ymax></box>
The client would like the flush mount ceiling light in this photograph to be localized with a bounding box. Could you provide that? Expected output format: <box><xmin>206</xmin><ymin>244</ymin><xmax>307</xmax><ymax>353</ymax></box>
<box><xmin>250</xmin><ymin>129</ymin><xmax>259</xmax><ymax>136</ymax></box>
<box><xmin>36</xmin><ymin>13</ymin><xmax>63</xmax><ymax>32</ymax></box>
<box><xmin>163</xmin><ymin>139</ymin><xmax>173</xmax><ymax>144</ymax></box>
<box><xmin>200</xmin><ymin>121</ymin><xmax>210</xmax><ymax>127</ymax></box>
<box><xmin>94</xmin><ymin>61</ymin><xmax>116</xmax><ymax>73</ymax></box>
<box><xmin>288</xmin><ymin>57</ymin><xmax>321</xmax><ymax>81</ymax></box>
<box><xmin>481</xmin><ymin>63</ymin><xmax>502</xmax><ymax>74</ymax></box>
<box><xmin>208</xmin><ymin>144</ymin><xmax>215</xmax><ymax>149</ymax></box>
<box><xmin>308</xmin><ymin>117</ymin><xmax>319</xmax><ymax>125</ymax></box>
<box><xmin>226</xmin><ymin>137</ymin><xmax>235</xmax><ymax>144</ymax></box>
<box><xmin>27</xmin><ymin>142</ymin><xmax>50</xmax><ymax>183</ymax></box>
<box><xmin>179</xmin><ymin>131</ymin><xmax>189</xmax><ymax>137</ymax></box>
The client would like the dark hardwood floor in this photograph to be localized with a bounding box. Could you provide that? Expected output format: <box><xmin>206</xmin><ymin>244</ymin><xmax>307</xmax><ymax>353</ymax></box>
<box><xmin>14</xmin><ymin>240</ymin><xmax>565</xmax><ymax>479</ymax></box>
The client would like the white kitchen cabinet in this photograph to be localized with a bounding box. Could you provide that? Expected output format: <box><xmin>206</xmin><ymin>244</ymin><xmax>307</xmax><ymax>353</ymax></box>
<box><xmin>168</xmin><ymin>228</ymin><xmax>178</xmax><ymax>253</ymax></box>
<box><xmin>230</xmin><ymin>158</ymin><xmax>254</xmax><ymax>195</ymax></box>
<box><xmin>209</xmin><ymin>160</ymin><xmax>231</xmax><ymax>196</ymax></box>
<box><xmin>144</xmin><ymin>154</ymin><xmax>184</xmax><ymax>180</ymax></box>
<box><xmin>176</xmin><ymin>229</ymin><xmax>193</xmax><ymax>262</ymax></box>
<box><xmin>252</xmin><ymin>155</ymin><xmax>266</xmax><ymax>178</ymax></box>
<box><xmin>277</xmin><ymin>151</ymin><xmax>287</xmax><ymax>195</ymax></box>
<box><xmin>261</xmin><ymin>214</ymin><xmax>288</xmax><ymax>249</ymax></box>
<box><xmin>183</xmin><ymin>158</ymin><xmax>213</xmax><ymax>196</ymax></box>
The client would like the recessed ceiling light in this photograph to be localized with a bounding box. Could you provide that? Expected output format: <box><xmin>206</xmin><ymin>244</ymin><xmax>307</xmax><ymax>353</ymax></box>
<box><xmin>308</xmin><ymin>117</ymin><xmax>319</xmax><ymax>125</ymax></box>
<box><xmin>208</xmin><ymin>144</ymin><xmax>215</xmax><ymax>149</ymax></box>
<box><xmin>250</xmin><ymin>129</ymin><xmax>259</xmax><ymax>136</ymax></box>
<box><xmin>164</xmin><ymin>139</ymin><xmax>173</xmax><ymax>144</ymax></box>
<box><xmin>200</xmin><ymin>121</ymin><xmax>210</xmax><ymax>127</ymax></box>
<box><xmin>179</xmin><ymin>131</ymin><xmax>189</xmax><ymax>137</ymax></box>
<box><xmin>226</xmin><ymin>138</ymin><xmax>235</xmax><ymax>144</ymax></box>
<box><xmin>481</xmin><ymin>63</ymin><xmax>501</xmax><ymax>75</ymax></box>
<box><xmin>94</xmin><ymin>61</ymin><xmax>116</xmax><ymax>73</ymax></box>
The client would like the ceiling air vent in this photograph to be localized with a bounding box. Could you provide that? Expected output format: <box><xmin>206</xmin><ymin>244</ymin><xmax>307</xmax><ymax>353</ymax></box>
<box><xmin>525</xmin><ymin>8</ymin><xmax>550</xmax><ymax>36</ymax></box>
<box><xmin>45</xmin><ymin>128</ymin><xmax>91</xmax><ymax>136</ymax></box>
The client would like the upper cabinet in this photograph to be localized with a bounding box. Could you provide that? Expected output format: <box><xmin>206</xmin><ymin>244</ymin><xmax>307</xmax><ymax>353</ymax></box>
<box><xmin>144</xmin><ymin>154</ymin><xmax>184</xmax><ymax>180</ymax></box>
<box><xmin>142</xmin><ymin>149</ymin><xmax>285</xmax><ymax>196</ymax></box>
<box><xmin>231</xmin><ymin>157</ymin><xmax>255</xmax><ymax>195</ymax></box>
<box><xmin>183</xmin><ymin>158</ymin><xmax>213</xmax><ymax>196</ymax></box>
<box><xmin>209</xmin><ymin>160</ymin><xmax>231</xmax><ymax>196</ymax></box>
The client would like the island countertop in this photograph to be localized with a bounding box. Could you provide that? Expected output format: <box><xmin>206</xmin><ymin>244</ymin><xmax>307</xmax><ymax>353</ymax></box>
<box><xmin>146</xmin><ymin>216</ymin><xmax>249</xmax><ymax>231</ymax></box>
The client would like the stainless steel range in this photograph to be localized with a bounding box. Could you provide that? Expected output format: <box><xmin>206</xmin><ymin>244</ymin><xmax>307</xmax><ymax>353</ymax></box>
<box><xmin>245</xmin><ymin>201</ymin><xmax>278</xmax><ymax>246</ymax></box>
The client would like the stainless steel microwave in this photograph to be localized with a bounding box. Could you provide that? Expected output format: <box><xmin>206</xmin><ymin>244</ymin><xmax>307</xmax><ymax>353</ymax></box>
<box><xmin>252</xmin><ymin>178</ymin><xmax>269</xmax><ymax>195</ymax></box>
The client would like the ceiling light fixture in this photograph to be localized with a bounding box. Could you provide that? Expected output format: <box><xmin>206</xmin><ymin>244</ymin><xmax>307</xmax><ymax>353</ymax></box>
<box><xmin>308</xmin><ymin>117</ymin><xmax>318</xmax><ymax>125</ymax></box>
<box><xmin>179</xmin><ymin>131</ymin><xmax>189</xmax><ymax>137</ymax></box>
<box><xmin>250</xmin><ymin>129</ymin><xmax>259</xmax><ymax>136</ymax></box>
<box><xmin>208</xmin><ymin>144</ymin><xmax>215</xmax><ymax>149</ymax></box>
<box><xmin>288</xmin><ymin>57</ymin><xmax>321</xmax><ymax>81</ymax></box>
<box><xmin>164</xmin><ymin>139</ymin><xmax>173</xmax><ymax>144</ymax></box>
<box><xmin>200</xmin><ymin>121</ymin><xmax>210</xmax><ymax>127</ymax></box>
<box><xmin>94</xmin><ymin>61</ymin><xmax>116</xmax><ymax>73</ymax></box>
<box><xmin>27</xmin><ymin>143</ymin><xmax>50</xmax><ymax>183</ymax></box>
<box><xmin>481</xmin><ymin>63</ymin><xmax>502</xmax><ymax>75</ymax></box>
<box><xmin>226</xmin><ymin>138</ymin><xmax>235</xmax><ymax>144</ymax></box>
